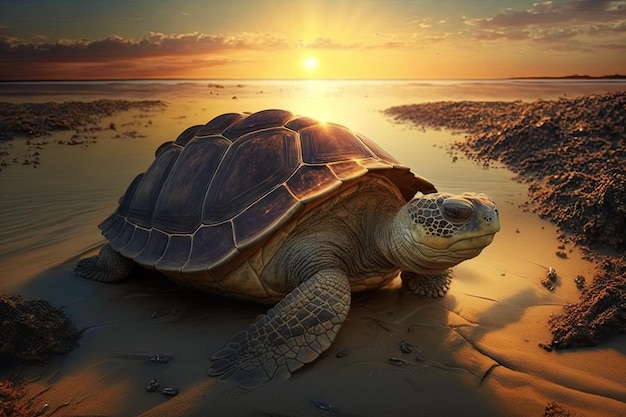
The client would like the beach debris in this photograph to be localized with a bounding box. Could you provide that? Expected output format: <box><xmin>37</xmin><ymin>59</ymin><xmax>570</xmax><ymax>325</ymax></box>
<box><xmin>398</xmin><ymin>339</ymin><xmax>413</xmax><ymax>354</ymax></box>
<box><xmin>160</xmin><ymin>387</ymin><xmax>179</xmax><ymax>397</ymax></box>
<box><xmin>335</xmin><ymin>348</ymin><xmax>350</xmax><ymax>358</ymax></box>
<box><xmin>537</xmin><ymin>342</ymin><xmax>553</xmax><ymax>352</ymax></box>
<box><xmin>311</xmin><ymin>400</ymin><xmax>337</xmax><ymax>415</ymax></box>
<box><xmin>541</xmin><ymin>267</ymin><xmax>558</xmax><ymax>291</ymax></box>
<box><xmin>555</xmin><ymin>250</ymin><xmax>568</xmax><ymax>259</ymax></box>
<box><xmin>388</xmin><ymin>357</ymin><xmax>412</xmax><ymax>365</ymax></box>
<box><xmin>146</xmin><ymin>379</ymin><xmax>160</xmax><ymax>392</ymax></box>
<box><xmin>574</xmin><ymin>275</ymin><xmax>586</xmax><ymax>292</ymax></box>
<box><xmin>112</xmin><ymin>130</ymin><xmax>146</xmax><ymax>139</ymax></box>
<box><xmin>543</xmin><ymin>401</ymin><xmax>574</xmax><ymax>417</ymax></box>
<box><xmin>396</xmin><ymin>339</ymin><xmax>425</xmax><ymax>361</ymax></box>
<box><xmin>149</xmin><ymin>354</ymin><xmax>174</xmax><ymax>364</ymax></box>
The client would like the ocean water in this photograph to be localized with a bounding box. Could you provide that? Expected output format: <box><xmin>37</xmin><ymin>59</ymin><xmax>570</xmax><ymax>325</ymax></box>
<box><xmin>1</xmin><ymin>79</ymin><xmax>625</xmax><ymax>291</ymax></box>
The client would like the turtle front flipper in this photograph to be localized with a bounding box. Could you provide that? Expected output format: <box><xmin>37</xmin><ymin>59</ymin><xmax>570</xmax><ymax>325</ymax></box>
<box><xmin>74</xmin><ymin>244</ymin><xmax>134</xmax><ymax>283</ymax></box>
<box><xmin>208</xmin><ymin>269</ymin><xmax>351</xmax><ymax>389</ymax></box>
<box><xmin>401</xmin><ymin>269</ymin><xmax>453</xmax><ymax>298</ymax></box>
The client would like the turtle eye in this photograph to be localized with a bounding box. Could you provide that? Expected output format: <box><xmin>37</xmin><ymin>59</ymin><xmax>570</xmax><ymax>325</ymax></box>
<box><xmin>442</xmin><ymin>199</ymin><xmax>473</xmax><ymax>225</ymax></box>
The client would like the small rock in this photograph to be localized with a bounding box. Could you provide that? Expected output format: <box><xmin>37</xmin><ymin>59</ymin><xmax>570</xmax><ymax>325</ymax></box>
<box><xmin>146</xmin><ymin>379</ymin><xmax>160</xmax><ymax>392</ymax></box>
<box><xmin>574</xmin><ymin>275</ymin><xmax>586</xmax><ymax>292</ymax></box>
<box><xmin>311</xmin><ymin>400</ymin><xmax>337</xmax><ymax>415</ymax></box>
<box><xmin>398</xmin><ymin>340</ymin><xmax>413</xmax><ymax>354</ymax></box>
<box><xmin>541</xmin><ymin>267</ymin><xmax>558</xmax><ymax>291</ymax></box>
<box><xmin>150</xmin><ymin>354</ymin><xmax>174</xmax><ymax>364</ymax></box>
<box><xmin>161</xmin><ymin>387</ymin><xmax>179</xmax><ymax>397</ymax></box>
<box><xmin>335</xmin><ymin>348</ymin><xmax>350</xmax><ymax>358</ymax></box>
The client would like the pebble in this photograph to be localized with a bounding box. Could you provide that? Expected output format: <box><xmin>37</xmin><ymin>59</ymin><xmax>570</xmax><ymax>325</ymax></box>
<box><xmin>311</xmin><ymin>400</ymin><xmax>337</xmax><ymax>415</ymax></box>
<box><xmin>161</xmin><ymin>387</ymin><xmax>179</xmax><ymax>397</ymax></box>
<box><xmin>146</xmin><ymin>379</ymin><xmax>160</xmax><ymax>392</ymax></box>
<box><xmin>149</xmin><ymin>354</ymin><xmax>174</xmax><ymax>364</ymax></box>
<box><xmin>335</xmin><ymin>348</ymin><xmax>350</xmax><ymax>358</ymax></box>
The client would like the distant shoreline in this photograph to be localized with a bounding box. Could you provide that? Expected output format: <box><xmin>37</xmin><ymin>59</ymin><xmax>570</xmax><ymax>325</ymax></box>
<box><xmin>509</xmin><ymin>74</ymin><xmax>626</xmax><ymax>80</ymax></box>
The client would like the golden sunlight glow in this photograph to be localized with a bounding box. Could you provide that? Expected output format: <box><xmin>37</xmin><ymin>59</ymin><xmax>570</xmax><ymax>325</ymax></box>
<box><xmin>303</xmin><ymin>57</ymin><xmax>319</xmax><ymax>72</ymax></box>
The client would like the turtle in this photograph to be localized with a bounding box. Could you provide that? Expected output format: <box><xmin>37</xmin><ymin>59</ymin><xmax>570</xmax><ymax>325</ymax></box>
<box><xmin>74</xmin><ymin>109</ymin><xmax>500</xmax><ymax>388</ymax></box>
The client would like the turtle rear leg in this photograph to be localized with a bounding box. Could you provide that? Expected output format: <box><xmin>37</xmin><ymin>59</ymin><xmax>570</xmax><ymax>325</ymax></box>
<box><xmin>208</xmin><ymin>269</ymin><xmax>351</xmax><ymax>389</ymax></box>
<box><xmin>74</xmin><ymin>244</ymin><xmax>134</xmax><ymax>283</ymax></box>
<box><xmin>401</xmin><ymin>269</ymin><xmax>452</xmax><ymax>298</ymax></box>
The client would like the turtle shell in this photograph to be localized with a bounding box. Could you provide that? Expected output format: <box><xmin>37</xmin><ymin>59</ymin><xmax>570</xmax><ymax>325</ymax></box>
<box><xmin>100</xmin><ymin>109</ymin><xmax>437</xmax><ymax>273</ymax></box>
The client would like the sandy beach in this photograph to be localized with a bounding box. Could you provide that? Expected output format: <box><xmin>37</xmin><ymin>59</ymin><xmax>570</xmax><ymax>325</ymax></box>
<box><xmin>1</xmin><ymin>80</ymin><xmax>626</xmax><ymax>417</ymax></box>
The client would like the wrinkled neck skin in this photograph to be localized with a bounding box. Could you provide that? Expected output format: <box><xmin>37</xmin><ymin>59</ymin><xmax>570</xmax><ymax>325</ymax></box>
<box><xmin>377</xmin><ymin>207</ymin><xmax>451</xmax><ymax>274</ymax></box>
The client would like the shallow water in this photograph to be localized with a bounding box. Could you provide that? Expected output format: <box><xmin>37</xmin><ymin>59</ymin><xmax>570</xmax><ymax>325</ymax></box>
<box><xmin>2</xmin><ymin>79</ymin><xmax>625</xmax><ymax>290</ymax></box>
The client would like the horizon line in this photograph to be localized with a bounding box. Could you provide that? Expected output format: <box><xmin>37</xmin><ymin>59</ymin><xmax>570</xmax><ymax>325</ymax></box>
<box><xmin>1</xmin><ymin>74</ymin><xmax>626</xmax><ymax>83</ymax></box>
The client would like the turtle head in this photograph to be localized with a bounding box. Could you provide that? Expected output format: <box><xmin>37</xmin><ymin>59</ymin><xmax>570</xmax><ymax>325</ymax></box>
<box><xmin>395</xmin><ymin>192</ymin><xmax>500</xmax><ymax>273</ymax></box>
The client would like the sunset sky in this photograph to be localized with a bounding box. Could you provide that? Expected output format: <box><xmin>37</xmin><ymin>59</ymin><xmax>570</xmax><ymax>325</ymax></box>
<box><xmin>0</xmin><ymin>0</ymin><xmax>624</xmax><ymax>80</ymax></box>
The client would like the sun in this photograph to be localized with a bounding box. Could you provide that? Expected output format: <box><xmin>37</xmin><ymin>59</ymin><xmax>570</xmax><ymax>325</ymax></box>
<box><xmin>303</xmin><ymin>57</ymin><xmax>319</xmax><ymax>71</ymax></box>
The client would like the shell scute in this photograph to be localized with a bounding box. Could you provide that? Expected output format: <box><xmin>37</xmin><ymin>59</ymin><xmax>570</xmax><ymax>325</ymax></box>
<box><xmin>284</xmin><ymin>116</ymin><xmax>319</xmax><ymax>132</ymax></box>
<box><xmin>356</xmin><ymin>133</ymin><xmax>400</xmax><ymax>163</ymax></box>
<box><xmin>328</xmin><ymin>160</ymin><xmax>368</xmax><ymax>181</ymax></box>
<box><xmin>222</xmin><ymin>109</ymin><xmax>294</xmax><ymax>140</ymax></box>
<box><xmin>121</xmin><ymin>227</ymin><xmax>150</xmax><ymax>258</ymax></box>
<box><xmin>286</xmin><ymin>165</ymin><xmax>342</xmax><ymax>202</ymax></box>
<box><xmin>185</xmin><ymin>223</ymin><xmax>237</xmax><ymax>271</ymax></box>
<box><xmin>300</xmin><ymin>124</ymin><xmax>372</xmax><ymax>164</ymax></box>
<box><xmin>174</xmin><ymin>124</ymin><xmax>203</xmax><ymax>147</ymax></box>
<box><xmin>193</xmin><ymin>113</ymin><xmax>244</xmax><ymax>138</ymax></box>
<box><xmin>110</xmin><ymin>221</ymin><xmax>135</xmax><ymax>250</ymax></box>
<box><xmin>156</xmin><ymin>235</ymin><xmax>192</xmax><ymax>271</ymax></box>
<box><xmin>202</xmin><ymin>128</ymin><xmax>300</xmax><ymax>224</ymax></box>
<box><xmin>127</xmin><ymin>146</ymin><xmax>181</xmax><ymax>228</ymax></box>
<box><xmin>152</xmin><ymin>137</ymin><xmax>229</xmax><ymax>233</ymax></box>
<box><xmin>135</xmin><ymin>229</ymin><xmax>169</xmax><ymax>267</ymax></box>
<box><xmin>117</xmin><ymin>173</ymin><xmax>145</xmax><ymax>217</ymax></box>
<box><xmin>358</xmin><ymin>158</ymin><xmax>394</xmax><ymax>171</ymax></box>
<box><xmin>103</xmin><ymin>215</ymin><xmax>125</xmax><ymax>242</ymax></box>
<box><xmin>232</xmin><ymin>186</ymin><xmax>302</xmax><ymax>249</ymax></box>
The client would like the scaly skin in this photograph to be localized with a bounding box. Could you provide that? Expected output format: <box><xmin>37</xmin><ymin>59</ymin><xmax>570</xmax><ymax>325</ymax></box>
<box><xmin>74</xmin><ymin>244</ymin><xmax>134</xmax><ymax>283</ymax></box>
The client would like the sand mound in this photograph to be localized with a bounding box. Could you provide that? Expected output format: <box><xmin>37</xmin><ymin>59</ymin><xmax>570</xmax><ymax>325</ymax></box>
<box><xmin>0</xmin><ymin>99</ymin><xmax>165</xmax><ymax>141</ymax></box>
<box><xmin>548</xmin><ymin>257</ymin><xmax>626</xmax><ymax>349</ymax></box>
<box><xmin>0</xmin><ymin>294</ymin><xmax>81</xmax><ymax>362</ymax></box>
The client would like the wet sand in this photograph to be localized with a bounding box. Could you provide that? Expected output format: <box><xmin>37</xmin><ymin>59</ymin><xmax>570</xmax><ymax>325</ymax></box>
<box><xmin>385</xmin><ymin>92</ymin><xmax>626</xmax><ymax>350</ymax></box>
<box><xmin>1</xmin><ymin>83</ymin><xmax>626</xmax><ymax>417</ymax></box>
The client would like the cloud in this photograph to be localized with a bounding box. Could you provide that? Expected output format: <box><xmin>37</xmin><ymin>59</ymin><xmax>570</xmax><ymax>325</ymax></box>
<box><xmin>473</xmin><ymin>0</ymin><xmax>626</xmax><ymax>29</ymax></box>
<box><xmin>0</xmin><ymin>32</ymin><xmax>287</xmax><ymax>79</ymax></box>
<box><xmin>304</xmin><ymin>37</ymin><xmax>361</xmax><ymax>49</ymax></box>
<box><xmin>0</xmin><ymin>31</ymin><xmax>293</xmax><ymax>66</ymax></box>
<box><xmin>464</xmin><ymin>0</ymin><xmax>626</xmax><ymax>46</ymax></box>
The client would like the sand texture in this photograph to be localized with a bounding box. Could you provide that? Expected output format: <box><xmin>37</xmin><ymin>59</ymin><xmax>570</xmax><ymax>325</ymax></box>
<box><xmin>1</xmin><ymin>83</ymin><xmax>625</xmax><ymax>417</ymax></box>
